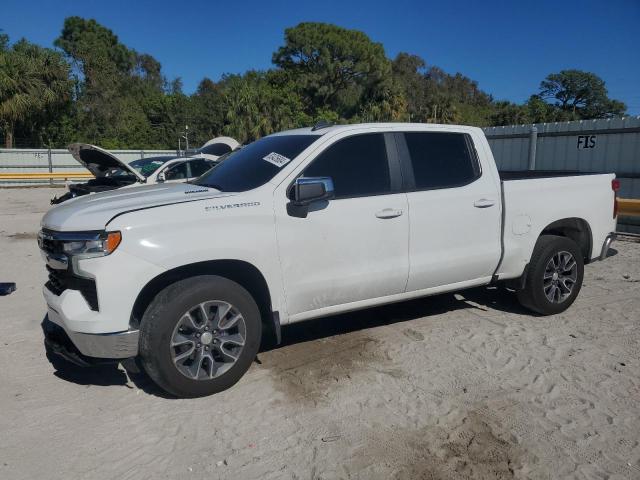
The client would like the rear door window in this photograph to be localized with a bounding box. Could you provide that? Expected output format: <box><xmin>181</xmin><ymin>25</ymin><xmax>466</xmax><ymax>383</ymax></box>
<box><xmin>404</xmin><ymin>132</ymin><xmax>480</xmax><ymax>190</ymax></box>
<box><xmin>303</xmin><ymin>133</ymin><xmax>390</xmax><ymax>199</ymax></box>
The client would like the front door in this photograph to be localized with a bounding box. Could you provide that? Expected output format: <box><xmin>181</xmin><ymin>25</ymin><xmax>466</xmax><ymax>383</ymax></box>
<box><xmin>274</xmin><ymin>132</ymin><xmax>409</xmax><ymax>320</ymax></box>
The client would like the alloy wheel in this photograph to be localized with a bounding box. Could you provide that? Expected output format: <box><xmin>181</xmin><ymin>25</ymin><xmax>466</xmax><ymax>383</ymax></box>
<box><xmin>543</xmin><ymin>251</ymin><xmax>578</xmax><ymax>304</ymax></box>
<box><xmin>170</xmin><ymin>301</ymin><xmax>246</xmax><ymax>380</ymax></box>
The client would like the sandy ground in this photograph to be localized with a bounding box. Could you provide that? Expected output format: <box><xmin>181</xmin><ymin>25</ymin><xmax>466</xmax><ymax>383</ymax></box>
<box><xmin>0</xmin><ymin>187</ymin><xmax>639</xmax><ymax>480</ymax></box>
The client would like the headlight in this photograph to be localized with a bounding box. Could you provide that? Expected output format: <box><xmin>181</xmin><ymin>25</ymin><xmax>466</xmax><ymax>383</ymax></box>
<box><xmin>61</xmin><ymin>231</ymin><xmax>121</xmax><ymax>258</ymax></box>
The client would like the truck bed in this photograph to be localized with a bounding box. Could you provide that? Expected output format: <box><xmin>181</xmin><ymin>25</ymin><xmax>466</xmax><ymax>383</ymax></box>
<box><xmin>496</xmin><ymin>172</ymin><xmax>616</xmax><ymax>280</ymax></box>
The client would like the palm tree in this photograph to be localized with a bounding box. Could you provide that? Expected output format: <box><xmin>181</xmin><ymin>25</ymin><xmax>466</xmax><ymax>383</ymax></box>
<box><xmin>0</xmin><ymin>39</ymin><xmax>71</xmax><ymax>147</ymax></box>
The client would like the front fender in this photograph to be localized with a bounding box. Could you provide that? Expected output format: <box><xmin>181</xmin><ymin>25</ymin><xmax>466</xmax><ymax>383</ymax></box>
<box><xmin>108</xmin><ymin>194</ymin><xmax>286</xmax><ymax>317</ymax></box>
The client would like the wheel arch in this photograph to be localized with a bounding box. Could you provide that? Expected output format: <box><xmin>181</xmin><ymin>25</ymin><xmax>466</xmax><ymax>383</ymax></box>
<box><xmin>130</xmin><ymin>259</ymin><xmax>279</xmax><ymax>344</ymax></box>
<box><xmin>538</xmin><ymin>217</ymin><xmax>593</xmax><ymax>263</ymax></box>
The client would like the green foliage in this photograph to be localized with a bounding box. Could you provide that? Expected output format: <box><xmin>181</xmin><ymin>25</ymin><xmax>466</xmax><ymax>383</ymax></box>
<box><xmin>273</xmin><ymin>22</ymin><xmax>395</xmax><ymax>119</ymax></box>
<box><xmin>391</xmin><ymin>56</ymin><xmax>496</xmax><ymax>125</ymax></box>
<box><xmin>54</xmin><ymin>16</ymin><xmax>135</xmax><ymax>81</ymax></box>
<box><xmin>0</xmin><ymin>37</ymin><xmax>72</xmax><ymax>147</ymax></box>
<box><xmin>539</xmin><ymin>69</ymin><xmax>626</xmax><ymax>119</ymax></box>
<box><xmin>220</xmin><ymin>71</ymin><xmax>310</xmax><ymax>143</ymax></box>
<box><xmin>0</xmin><ymin>32</ymin><xmax>9</xmax><ymax>51</ymax></box>
<box><xmin>0</xmin><ymin>19</ymin><xmax>629</xmax><ymax>148</ymax></box>
<box><xmin>53</xmin><ymin>17</ymin><xmax>165</xmax><ymax>148</ymax></box>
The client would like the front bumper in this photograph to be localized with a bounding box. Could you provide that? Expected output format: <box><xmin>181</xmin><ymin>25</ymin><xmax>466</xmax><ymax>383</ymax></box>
<box><xmin>45</xmin><ymin>302</ymin><xmax>139</xmax><ymax>360</ymax></box>
<box><xmin>38</xmin><ymin>229</ymin><xmax>164</xmax><ymax>362</ymax></box>
<box><xmin>599</xmin><ymin>233</ymin><xmax>616</xmax><ymax>261</ymax></box>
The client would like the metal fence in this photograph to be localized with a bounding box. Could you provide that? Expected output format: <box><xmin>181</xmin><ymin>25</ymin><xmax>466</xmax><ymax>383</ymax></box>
<box><xmin>0</xmin><ymin>148</ymin><xmax>180</xmax><ymax>186</ymax></box>
<box><xmin>483</xmin><ymin>116</ymin><xmax>640</xmax><ymax>234</ymax></box>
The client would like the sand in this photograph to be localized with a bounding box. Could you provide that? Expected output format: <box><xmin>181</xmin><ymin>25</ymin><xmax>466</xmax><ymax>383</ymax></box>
<box><xmin>0</xmin><ymin>187</ymin><xmax>638</xmax><ymax>479</ymax></box>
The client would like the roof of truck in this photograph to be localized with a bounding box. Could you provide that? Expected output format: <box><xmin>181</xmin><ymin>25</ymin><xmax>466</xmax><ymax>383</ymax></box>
<box><xmin>270</xmin><ymin>123</ymin><xmax>480</xmax><ymax>137</ymax></box>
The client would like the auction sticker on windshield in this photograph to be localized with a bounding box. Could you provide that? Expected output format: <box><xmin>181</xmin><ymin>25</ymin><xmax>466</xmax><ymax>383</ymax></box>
<box><xmin>263</xmin><ymin>152</ymin><xmax>292</xmax><ymax>168</ymax></box>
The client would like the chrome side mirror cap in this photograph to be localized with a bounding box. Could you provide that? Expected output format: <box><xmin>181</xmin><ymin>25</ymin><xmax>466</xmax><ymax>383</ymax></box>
<box><xmin>287</xmin><ymin>177</ymin><xmax>335</xmax><ymax>218</ymax></box>
<box><xmin>292</xmin><ymin>177</ymin><xmax>335</xmax><ymax>205</ymax></box>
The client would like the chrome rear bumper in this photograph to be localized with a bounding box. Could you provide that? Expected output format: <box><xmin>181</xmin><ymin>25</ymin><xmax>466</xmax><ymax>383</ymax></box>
<box><xmin>599</xmin><ymin>233</ymin><xmax>616</xmax><ymax>261</ymax></box>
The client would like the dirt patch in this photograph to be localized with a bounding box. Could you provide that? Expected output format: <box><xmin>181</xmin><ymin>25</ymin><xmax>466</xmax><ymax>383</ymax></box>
<box><xmin>353</xmin><ymin>411</ymin><xmax>529</xmax><ymax>480</ymax></box>
<box><xmin>429</xmin><ymin>413</ymin><xmax>524</xmax><ymax>479</ymax></box>
<box><xmin>7</xmin><ymin>232</ymin><xmax>38</xmax><ymax>240</ymax></box>
<box><xmin>403</xmin><ymin>327</ymin><xmax>425</xmax><ymax>341</ymax></box>
<box><xmin>259</xmin><ymin>331</ymin><xmax>399</xmax><ymax>404</ymax></box>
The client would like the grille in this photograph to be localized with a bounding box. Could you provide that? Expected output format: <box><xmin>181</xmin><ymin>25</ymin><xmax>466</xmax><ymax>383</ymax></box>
<box><xmin>46</xmin><ymin>268</ymin><xmax>65</xmax><ymax>296</ymax></box>
<box><xmin>45</xmin><ymin>266</ymin><xmax>99</xmax><ymax>311</ymax></box>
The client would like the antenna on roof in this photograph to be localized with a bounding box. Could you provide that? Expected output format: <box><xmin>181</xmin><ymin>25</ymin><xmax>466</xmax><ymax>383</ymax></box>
<box><xmin>311</xmin><ymin>120</ymin><xmax>334</xmax><ymax>131</ymax></box>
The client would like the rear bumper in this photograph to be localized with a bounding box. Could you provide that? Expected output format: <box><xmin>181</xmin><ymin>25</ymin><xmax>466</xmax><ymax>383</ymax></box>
<box><xmin>599</xmin><ymin>232</ymin><xmax>616</xmax><ymax>261</ymax></box>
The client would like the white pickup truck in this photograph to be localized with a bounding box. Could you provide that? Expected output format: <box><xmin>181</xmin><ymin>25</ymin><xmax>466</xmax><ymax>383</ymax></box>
<box><xmin>39</xmin><ymin>123</ymin><xmax>618</xmax><ymax>397</ymax></box>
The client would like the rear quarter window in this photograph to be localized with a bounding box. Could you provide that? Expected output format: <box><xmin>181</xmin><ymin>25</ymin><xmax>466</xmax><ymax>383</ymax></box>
<box><xmin>404</xmin><ymin>132</ymin><xmax>480</xmax><ymax>190</ymax></box>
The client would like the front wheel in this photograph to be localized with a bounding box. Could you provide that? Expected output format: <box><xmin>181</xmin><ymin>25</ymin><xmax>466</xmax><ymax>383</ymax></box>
<box><xmin>139</xmin><ymin>275</ymin><xmax>262</xmax><ymax>398</ymax></box>
<box><xmin>517</xmin><ymin>235</ymin><xmax>584</xmax><ymax>315</ymax></box>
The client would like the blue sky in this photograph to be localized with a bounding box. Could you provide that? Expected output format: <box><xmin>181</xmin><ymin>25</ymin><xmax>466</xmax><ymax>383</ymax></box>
<box><xmin>3</xmin><ymin>0</ymin><xmax>639</xmax><ymax>114</ymax></box>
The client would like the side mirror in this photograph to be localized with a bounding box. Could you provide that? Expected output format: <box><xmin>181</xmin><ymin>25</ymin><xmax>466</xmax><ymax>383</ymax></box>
<box><xmin>292</xmin><ymin>177</ymin><xmax>335</xmax><ymax>205</ymax></box>
<box><xmin>288</xmin><ymin>177</ymin><xmax>335</xmax><ymax>218</ymax></box>
<box><xmin>156</xmin><ymin>171</ymin><xmax>166</xmax><ymax>183</ymax></box>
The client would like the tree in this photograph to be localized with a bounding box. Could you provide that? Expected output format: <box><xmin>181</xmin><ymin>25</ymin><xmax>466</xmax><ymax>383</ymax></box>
<box><xmin>189</xmin><ymin>77</ymin><xmax>225</xmax><ymax>146</ymax></box>
<box><xmin>0</xmin><ymin>37</ymin><xmax>72</xmax><ymax>147</ymax></box>
<box><xmin>539</xmin><ymin>70</ymin><xmax>626</xmax><ymax>119</ymax></box>
<box><xmin>0</xmin><ymin>32</ymin><xmax>8</xmax><ymax>51</ymax></box>
<box><xmin>273</xmin><ymin>22</ymin><xmax>394</xmax><ymax>118</ymax></box>
<box><xmin>3</xmin><ymin>18</ymin><xmax>632</xmax><ymax>147</ymax></box>
<box><xmin>219</xmin><ymin>71</ymin><xmax>309</xmax><ymax>143</ymax></box>
<box><xmin>490</xmin><ymin>101</ymin><xmax>529</xmax><ymax>126</ymax></box>
<box><xmin>392</xmin><ymin>53</ymin><xmax>429</xmax><ymax>121</ymax></box>
<box><xmin>54</xmin><ymin>16</ymin><xmax>135</xmax><ymax>83</ymax></box>
<box><xmin>54</xmin><ymin>16</ymin><xmax>169</xmax><ymax>148</ymax></box>
<box><xmin>522</xmin><ymin>95</ymin><xmax>557</xmax><ymax>123</ymax></box>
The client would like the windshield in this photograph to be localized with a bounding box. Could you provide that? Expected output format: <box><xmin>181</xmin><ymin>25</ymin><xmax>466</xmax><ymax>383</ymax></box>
<box><xmin>129</xmin><ymin>156</ymin><xmax>176</xmax><ymax>177</ymax></box>
<box><xmin>193</xmin><ymin>135</ymin><xmax>318</xmax><ymax>191</ymax></box>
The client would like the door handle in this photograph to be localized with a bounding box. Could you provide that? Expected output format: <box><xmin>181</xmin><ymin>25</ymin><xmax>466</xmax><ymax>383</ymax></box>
<box><xmin>473</xmin><ymin>199</ymin><xmax>495</xmax><ymax>208</ymax></box>
<box><xmin>375</xmin><ymin>208</ymin><xmax>403</xmax><ymax>219</ymax></box>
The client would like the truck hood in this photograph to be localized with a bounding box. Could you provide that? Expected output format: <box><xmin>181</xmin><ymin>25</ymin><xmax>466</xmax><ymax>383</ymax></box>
<box><xmin>42</xmin><ymin>183</ymin><xmax>231</xmax><ymax>231</ymax></box>
<box><xmin>68</xmin><ymin>143</ymin><xmax>146</xmax><ymax>182</ymax></box>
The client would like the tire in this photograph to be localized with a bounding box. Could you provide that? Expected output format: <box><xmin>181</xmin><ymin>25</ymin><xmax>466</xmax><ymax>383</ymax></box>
<box><xmin>139</xmin><ymin>275</ymin><xmax>262</xmax><ymax>398</ymax></box>
<box><xmin>517</xmin><ymin>235</ymin><xmax>584</xmax><ymax>315</ymax></box>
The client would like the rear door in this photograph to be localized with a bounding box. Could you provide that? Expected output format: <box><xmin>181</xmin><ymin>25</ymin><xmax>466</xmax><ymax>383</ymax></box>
<box><xmin>274</xmin><ymin>132</ymin><xmax>409</xmax><ymax>319</ymax></box>
<box><xmin>398</xmin><ymin>131</ymin><xmax>502</xmax><ymax>291</ymax></box>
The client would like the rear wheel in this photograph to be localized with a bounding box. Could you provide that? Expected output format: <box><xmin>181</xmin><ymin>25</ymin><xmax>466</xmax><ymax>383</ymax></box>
<box><xmin>517</xmin><ymin>235</ymin><xmax>584</xmax><ymax>315</ymax></box>
<box><xmin>139</xmin><ymin>275</ymin><xmax>262</xmax><ymax>398</ymax></box>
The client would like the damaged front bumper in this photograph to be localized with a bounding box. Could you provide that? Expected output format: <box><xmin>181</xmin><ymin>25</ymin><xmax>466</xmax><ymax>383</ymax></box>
<box><xmin>43</xmin><ymin>310</ymin><xmax>139</xmax><ymax>367</ymax></box>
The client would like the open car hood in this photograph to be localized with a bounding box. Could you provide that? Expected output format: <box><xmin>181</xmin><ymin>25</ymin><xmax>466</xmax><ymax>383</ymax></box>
<box><xmin>68</xmin><ymin>143</ymin><xmax>146</xmax><ymax>182</ymax></box>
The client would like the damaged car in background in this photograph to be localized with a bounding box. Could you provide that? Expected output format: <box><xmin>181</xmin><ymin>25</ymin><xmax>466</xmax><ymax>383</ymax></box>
<box><xmin>51</xmin><ymin>136</ymin><xmax>239</xmax><ymax>204</ymax></box>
